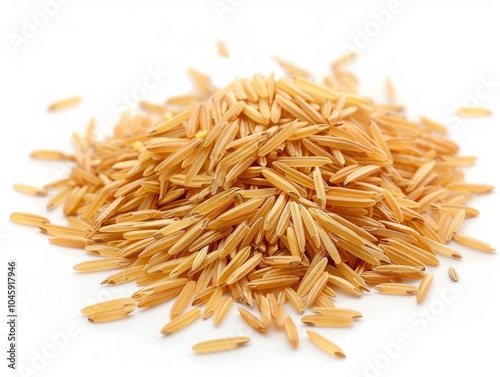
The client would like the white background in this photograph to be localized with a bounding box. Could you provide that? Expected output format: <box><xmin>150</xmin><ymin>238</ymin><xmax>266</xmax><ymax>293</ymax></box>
<box><xmin>1</xmin><ymin>1</ymin><xmax>500</xmax><ymax>377</ymax></box>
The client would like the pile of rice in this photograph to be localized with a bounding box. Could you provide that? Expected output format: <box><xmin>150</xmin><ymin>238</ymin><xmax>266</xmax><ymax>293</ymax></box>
<box><xmin>11</xmin><ymin>53</ymin><xmax>494</xmax><ymax>355</ymax></box>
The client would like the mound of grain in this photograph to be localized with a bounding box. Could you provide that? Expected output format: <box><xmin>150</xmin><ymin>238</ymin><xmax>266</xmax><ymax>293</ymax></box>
<box><xmin>11</xmin><ymin>54</ymin><xmax>494</xmax><ymax>355</ymax></box>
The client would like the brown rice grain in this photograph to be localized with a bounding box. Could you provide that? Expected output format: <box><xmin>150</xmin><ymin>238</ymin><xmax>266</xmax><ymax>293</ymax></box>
<box><xmin>238</xmin><ymin>307</ymin><xmax>267</xmax><ymax>333</ymax></box>
<box><xmin>160</xmin><ymin>308</ymin><xmax>201</xmax><ymax>335</ymax></box>
<box><xmin>448</xmin><ymin>267</ymin><xmax>459</xmax><ymax>282</ymax></box>
<box><xmin>416</xmin><ymin>273</ymin><xmax>433</xmax><ymax>303</ymax></box>
<box><xmin>48</xmin><ymin>96</ymin><xmax>81</xmax><ymax>111</ymax></box>
<box><xmin>284</xmin><ymin>316</ymin><xmax>299</xmax><ymax>348</ymax></box>
<box><xmin>453</xmin><ymin>233</ymin><xmax>495</xmax><ymax>252</ymax></box>
<box><xmin>306</xmin><ymin>330</ymin><xmax>345</xmax><ymax>358</ymax></box>
<box><xmin>192</xmin><ymin>337</ymin><xmax>250</xmax><ymax>354</ymax></box>
<box><xmin>170</xmin><ymin>281</ymin><xmax>196</xmax><ymax>319</ymax></box>
<box><xmin>374</xmin><ymin>283</ymin><xmax>418</xmax><ymax>295</ymax></box>
<box><xmin>456</xmin><ymin>107</ymin><xmax>492</xmax><ymax>117</ymax></box>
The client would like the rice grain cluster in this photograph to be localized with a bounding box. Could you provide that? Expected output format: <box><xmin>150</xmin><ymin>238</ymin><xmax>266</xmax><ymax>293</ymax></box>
<box><xmin>11</xmin><ymin>54</ymin><xmax>494</xmax><ymax>355</ymax></box>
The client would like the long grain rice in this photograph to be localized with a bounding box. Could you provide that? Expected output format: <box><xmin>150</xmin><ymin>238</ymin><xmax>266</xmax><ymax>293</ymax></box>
<box><xmin>306</xmin><ymin>330</ymin><xmax>345</xmax><ymax>358</ymax></box>
<box><xmin>13</xmin><ymin>183</ymin><xmax>47</xmax><ymax>196</ymax></box>
<box><xmin>416</xmin><ymin>273</ymin><xmax>433</xmax><ymax>303</ymax></box>
<box><xmin>161</xmin><ymin>308</ymin><xmax>201</xmax><ymax>335</ymax></box>
<box><xmin>284</xmin><ymin>316</ymin><xmax>299</xmax><ymax>348</ymax></box>
<box><xmin>11</xmin><ymin>55</ymin><xmax>495</xmax><ymax>358</ymax></box>
<box><xmin>192</xmin><ymin>337</ymin><xmax>250</xmax><ymax>354</ymax></box>
<box><xmin>48</xmin><ymin>96</ymin><xmax>81</xmax><ymax>111</ymax></box>
<box><xmin>456</xmin><ymin>107</ymin><xmax>492</xmax><ymax>117</ymax></box>
<box><xmin>453</xmin><ymin>233</ymin><xmax>495</xmax><ymax>252</ymax></box>
<box><xmin>238</xmin><ymin>307</ymin><xmax>267</xmax><ymax>333</ymax></box>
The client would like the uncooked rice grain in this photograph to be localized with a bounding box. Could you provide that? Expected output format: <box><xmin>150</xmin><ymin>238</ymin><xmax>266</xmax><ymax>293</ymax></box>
<box><xmin>456</xmin><ymin>107</ymin><xmax>492</xmax><ymax>117</ymax></box>
<box><xmin>192</xmin><ymin>337</ymin><xmax>250</xmax><ymax>354</ymax></box>
<box><xmin>48</xmin><ymin>96</ymin><xmax>81</xmax><ymax>111</ymax></box>
<box><xmin>160</xmin><ymin>308</ymin><xmax>201</xmax><ymax>335</ymax></box>
<box><xmin>11</xmin><ymin>53</ymin><xmax>496</xmax><ymax>359</ymax></box>
<box><xmin>448</xmin><ymin>267</ymin><xmax>459</xmax><ymax>282</ymax></box>
<box><xmin>416</xmin><ymin>273</ymin><xmax>433</xmax><ymax>303</ymax></box>
<box><xmin>307</xmin><ymin>330</ymin><xmax>345</xmax><ymax>358</ymax></box>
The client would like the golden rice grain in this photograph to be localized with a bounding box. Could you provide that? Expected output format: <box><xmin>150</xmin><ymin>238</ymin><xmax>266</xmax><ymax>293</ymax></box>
<box><xmin>40</xmin><ymin>223</ymin><xmax>88</xmax><ymax>237</ymax></box>
<box><xmin>326</xmin><ymin>275</ymin><xmax>362</xmax><ymax>297</ymax></box>
<box><xmin>416</xmin><ymin>273</ymin><xmax>433</xmax><ymax>303</ymax></box>
<box><xmin>446</xmin><ymin>209</ymin><xmax>466</xmax><ymax>242</ymax></box>
<box><xmin>301</xmin><ymin>315</ymin><xmax>353</xmax><ymax>327</ymax></box>
<box><xmin>374</xmin><ymin>283</ymin><xmax>418</xmax><ymax>295</ymax></box>
<box><xmin>217</xmin><ymin>246</ymin><xmax>251</xmax><ymax>285</ymax></box>
<box><xmin>216</xmin><ymin>40</ymin><xmax>229</xmax><ymax>58</ymax></box>
<box><xmin>160</xmin><ymin>308</ymin><xmax>201</xmax><ymax>335</ymax></box>
<box><xmin>425</xmin><ymin>238</ymin><xmax>463</xmax><ymax>259</ymax></box>
<box><xmin>336</xmin><ymin>262</ymin><xmax>369</xmax><ymax>292</ymax></box>
<box><xmin>247</xmin><ymin>275</ymin><xmax>300</xmax><ymax>291</ymax></box>
<box><xmin>385</xmin><ymin>77</ymin><xmax>395</xmax><ymax>101</ymax></box>
<box><xmin>213</xmin><ymin>296</ymin><xmax>233</xmax><ymax>325</ymax></box>
<box><xmin>447</xmin><ymin>183</ymin><xmax>494</xmax><ymax>194</ymax></box>
<box><xmin>379</xmin><ymin>239</ymin><xmax>439</xmax><ymax>266</ymax></box>
<box><xmin>310</xmin><ymin>307</ymin><xmax>362</xmax><ymax>319</ymax></box>
<box><xmin>170</xmin><ymin>281</ymin><xmax>196</xmax><ymax>319</ymax></box>
<box><xmin>284</xmin><ymin>316</ymin><xmax>299</xmax><ymax>348</ymax></box>
<box><xmin>297</xmin><ymin>257</ymin><xmax>328</xmax><ymax>297</ymax></box>
<box><xmin>306</xmin><ymin>271</ymin><xmax>328</xmax><ymax>307</ymax></box>
<box><xmin>261</xmin><ymin>169</ymin><xmax>300</xmax><ymax>198</ymax></box>
<box><xmin>283</xmin><ymin>287</ymin><xmax>305</xmax><ymax>314</ymax></box>
<box><xmin>313</xmin><ymin>293</ymin><xmax>336</xmax><ymax>308</ymax></box>
<box><xmin>275</xmin><ymin>301</ymin><xmax>286</xmax><ymax>326</ymax></box>
<box><xmin>137</xmin><ymin>288</ymin><xmax>183</xmax><ymax>308</ymax></box>
<box><xmin>134</xmin><ymin>277</ymin><xmax>189</xmax><ymax>298</ymax></box>
<box><xmin>87</xmin><ymin>306</ymin><xmax>135</xmax><ymax>323</ymax></box>
<box><xmin>30</xmin><ymin>149</ymin><xmax>72</xmax><ymax>161</ymax></box>
<box><xmin>49</xmin><ymin>236</ymin><xmax>94</xmax><ymax>248</ymax></box>
<box><xmin>13</xmin><ymin>183</ymin><xmax>47</xmax><ymax>196</ymax></box>
<box><xmin>258</xmin><ymin>294</ymin><xmax>272</xmax><ymax>327</ymax></box>
<box><xmin>73</xmin><ymin>258</ymin><xmax>131</xmax><ymax>272</ymax></box>
<box><xmin>317</xmin><ymin>228</ymin><xmax>341</xmax><ymax>264</ymax></box>
<box><xmin>10</xmin><ymin>212</ymin><xmax>49</xmax><ymax>227</ymax></box>
<box><xmin>237</xmin><ymin>307</ymin><xmax>267</xmax><ymax>333</ymax></box>
<box><xmin>48</xmin><ymin>96</ymin><xmax>81</xmax><ymax>111</ymax></box>
<box><xmin>453</xmin><ymin>233</ymin><xmax>495</xmax><ymax>252</ymax></box>
<box><xmin>306</xmin><ymin>330</ymin><xmax>345</xmax><ymax>358</ymax></box>
<box><xmin>192</xmin><ymin>337</ymin><xmax>250</xmax><ymax>354</ymax></box>
<box><xmin>448</xmin><ymin>267</ymin><xmax>459</xmax><ymax>282</ymax></box>
<box><xmin>81</xmin><ymin>298</ymin><xmax>135</xmax><ymax>316</ymax></box>
<box><xmin>226</xmin><ymin>253</ymin><xmax>263</xmax><ymax>285</ymax></box>
<box><xmin>456</xmin><ymin>107</ymin><xmax>492</xmax><ymax>117</ymax></box>
<box><xmin>202</xmin><ymin>286</ymin><xmax>224</xmax><ymax>319</ymax></box>
<box><xmin>373</xmin><ymin>265</ymin><xmax>424</xmax><ymax>274</ymax></box>
<box><xmin>101</xmin><ymin>265</ymin><xmax>145</xmax><ymax>285</ymax></box>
